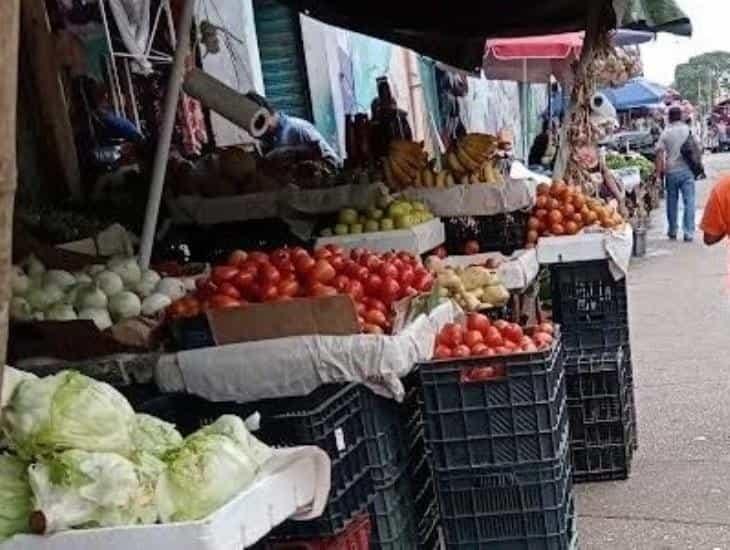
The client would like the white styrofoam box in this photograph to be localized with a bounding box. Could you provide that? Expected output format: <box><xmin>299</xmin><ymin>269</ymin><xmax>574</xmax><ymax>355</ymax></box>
<box><xmin>435</xmin><ymin>249</ymin><xmax>539</xmax><ymax>291</ymax></box>
<box><xmin>2</xmin><ymin>447</ymin><xmax>330</xmax><ymax>550</ymax></box>
<box><xmin>537</xmin><ymin>231</ymin><xmax>608</xmax><ymax>265</ymax></box>
<box><xmin>315</xmin><ymin>218</ymin><xmax>445</xmax><ymax>255</ymax></box>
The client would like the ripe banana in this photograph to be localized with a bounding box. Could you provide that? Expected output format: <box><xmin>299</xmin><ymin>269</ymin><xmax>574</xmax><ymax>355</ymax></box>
<box><xmin>447</xmin><ymin>151</ymin><xmax>467</xmax><ymax>175</ymax></box>
<box><xmin>389</xmin><ymin>157</ymin><xmax>413</xmax><ymax>188</ymax></box>
<box><xmin>445</xmin><ymin>172</ymin><xmax>456</xmax><ymax>187</ymax></box>
<box><xmin>435</xmin><ymin>170</ymin><xmax>447</xmax><ymax>188</ymax></box>
<box><xmin>390</xmin><ymin>152</ymin><xmax>419</xmax><ymax>180</ymax></box>
<box><xmin>456</xmin><ymin>144</ymin><xmax>482</xmax><ymax>172</ymax></box>
<box><xmin>422</xmin><ymin>168</ymin><xmax>435</xmax><ymax>188</ymax></box>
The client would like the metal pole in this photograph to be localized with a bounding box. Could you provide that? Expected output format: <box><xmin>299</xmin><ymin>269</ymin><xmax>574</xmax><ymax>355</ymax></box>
<box><xmin>138</xmin><ymin>0</ymin><xmax>195</xmax><ymax>268</ymax></box>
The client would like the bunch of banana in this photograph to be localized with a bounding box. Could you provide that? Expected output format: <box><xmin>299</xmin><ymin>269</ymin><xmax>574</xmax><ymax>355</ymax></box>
<box><xmin>446</xmin><ymin>133</ymin><xmax>504</xmax><ymax>186</ymax></box>
<box><xmin>383</xmin><ymin>140</ymin><xmax>428</xmax><ymax>190</ymax></box>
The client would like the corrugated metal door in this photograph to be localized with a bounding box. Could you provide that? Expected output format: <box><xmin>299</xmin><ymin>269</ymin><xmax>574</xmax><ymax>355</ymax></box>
<box><xmin>253</xmin><ymin>0</ymin><xmax>312</xmax><ymax>121</ymax></box>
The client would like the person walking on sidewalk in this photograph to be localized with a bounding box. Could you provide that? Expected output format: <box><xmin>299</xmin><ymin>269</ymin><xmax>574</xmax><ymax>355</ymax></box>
<box><xmin>656</xmin><ymin>107</ymin><xmax>697</xmax><ymax>242</ymax></box>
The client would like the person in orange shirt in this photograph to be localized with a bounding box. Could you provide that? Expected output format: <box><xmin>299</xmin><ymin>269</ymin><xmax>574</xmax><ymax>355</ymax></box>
<box><xmin>700</xmin><ymin>175</ymin><xmax>730</xmax><ymax>245</ymax></box>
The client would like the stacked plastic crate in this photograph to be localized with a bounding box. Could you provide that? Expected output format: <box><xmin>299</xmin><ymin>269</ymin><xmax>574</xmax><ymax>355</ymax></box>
<box><xmin>550</xmin><ymin>260</ymin><xmax>637</xmax><ymax>482</ymax></box>
<box><xmin>417</xmin><ymin>335</ymin><xmax>577</xmax><ymax>549</ymax></box>
<box><xmin>362</xmin><ymin>382</ymin><xmax>440</xmax><ymax>550</ymax></box>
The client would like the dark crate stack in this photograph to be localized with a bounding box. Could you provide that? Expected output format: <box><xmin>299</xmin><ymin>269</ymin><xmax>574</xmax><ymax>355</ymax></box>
<box><xmin>443</xmin><ymin>212</ymin><xmax>529</xmax><ymax>255</ymax></box>
<box><xmin>417</xmin><ymin>337</ymin><xmax>577</xmax><ymax>549</ymax></box>
<box><xmin>549</xmin><ymin>260</ymin><xmax>638</xmax><ymax>482</ymax></box>
<box><xmin>362</xmin><ymin>382</ymin><xmax>440</xmax><ymax>550</ymax></box>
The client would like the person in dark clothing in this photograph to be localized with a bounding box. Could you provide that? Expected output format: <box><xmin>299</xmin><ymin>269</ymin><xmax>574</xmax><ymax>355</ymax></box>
<box><xmin>528</xmin><ymin>120</ymin><xmax>551</xmax><ymax>168</ymax></box>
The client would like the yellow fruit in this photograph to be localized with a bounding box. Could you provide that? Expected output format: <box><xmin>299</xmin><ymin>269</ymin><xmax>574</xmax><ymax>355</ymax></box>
<box><xmin>422</xmin><ymin>169</ymin><xmax>435</xmax><ymax>188</ymax></box>
<box><xmin>456</xmin><ymin>144</ymin><xmax>481</xmax><ymax>172</ymax></box>
<box><xmin>435</xmin><ymin>170</ymin><xmax>447</xmax><ymax>188</ymax></box>
<box><xmin>390</xmin><ymin>157</ymin><xmax>413</xmax><ymax>188</ymax></box>
<box><xmin>447</xmin><ymin>151</ymin><xmax>466</xmax><ymax>175</ymax></box>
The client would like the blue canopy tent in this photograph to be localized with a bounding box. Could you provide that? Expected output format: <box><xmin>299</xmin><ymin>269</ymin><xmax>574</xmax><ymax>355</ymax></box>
<box><xmin>601</xmin><ymin>78</ymin><xmax>668</xmax><ymax>111</ymax></box>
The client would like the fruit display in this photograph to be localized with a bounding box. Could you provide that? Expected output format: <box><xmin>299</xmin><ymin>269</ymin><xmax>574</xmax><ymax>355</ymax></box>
<box><xmin>432</xmin><ymin>315</ymin><xmax>555</xmax><ymax>359</ymax></box>
<box><xmin>167</xmin><ymin>245</ymin><xmax>434</xmax><ymax>334</ymax></box>
<box><xmin>320</xmin><ymin>198</ymin><xmax>435</xmax><ymax>237</ymax></box>
<box><xmin>382</xmin><ymin>134</ymin><xmax>504</xmax><ymax>190</ymax></box>
<box><xmin>526</xmin><ymin>180</ymin><xmax>625</xmax><ymax>247</ymax></box>
<box><xmin>425</xmin><ymin>257</ymin><xmax>509</xmax><ymax>312</ymax></box>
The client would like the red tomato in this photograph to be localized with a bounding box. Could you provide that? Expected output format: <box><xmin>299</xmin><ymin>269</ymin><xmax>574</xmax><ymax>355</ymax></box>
<box><xmin>503</xmin><ymin>340</ymin><xmax>518</xmax><ymax>351</ymax></box>
<box><xmin>259</xmin><ymin>264</ymin><xmax>281</xmax><ymax>285</ymax></box>
<box><xmin>278</xmin><ymin>279</ymin><xmax>300</xmax><ymax>298</ymax></box>
<box><xmin>532</xmin><ymin>332</ymin><xmax>554</xmax><ymax>348</ymax></box>
<box><xmin>362</xmin><ymin>255</ymin><xmax>383</xmax><ymax>271</ymax></box>
<box><xmin>290</xmin><ymin>247</ymin><xmax>310</xmax><ymax>259</ymax></box>
<box><xmin>211</xmin><ymin>266</ymin><xmax>239</xmax><ymax>285</ymax></box>
<box><xmin>248</xmin><ymin>251</ymin><xmax>269</xmax><ymax>265</ymax></box>
<box><xmin>350</xmin><ymin>247</ymin><xmax>367</xmax><ymax>260</ymax></box>
<box><xmin>227</xmin><ymin>249</ymin><xmax>248</xmax><ymax>266</ymax></box>
<box><xmin>471</xmin><ymin>343</ymin><xmax>490</xmax><ymax>356</ymax></box>
<box><xmin>466</xmin><ymin>313</ymin><xmax>491</xmax><ymax>333</ymax></box>
<box><xmin>363</xmin><ymin>323</ymin><xmax>384</xmax><ymax>335</ymax></box>
<box><xmin>464</xmin><ymin>240</ymin><xmax>480</xmax><ymax>255</ymax></box>
<box><xmin>484</xmin><ymin>326</ymin><xmax>504</xmax><ymax>348</ymax></box>
<box><xmin>329</xmin><ymin>255</ymin><xmax>346</xmax><ymax>273</ymax></box>
<box><xmin>310</xmin><ymin>284</ymin><xmax>338</xmax><ymax>298</ymax></box>
<box><xmin>345</xmin><ymin>280</ymin><xmax>365</xmax><ymax>301</ymax></box>
<box><xmin>502</xmin><ymin>323</ymin><xmax>524</xmax><ymax>344</ymax></box>
<box><xmin>493</xmin><ymin>320</ymin><xmax>509</xmax><ymax>331</ymax></box>
<box><xmin>366</xmin><ymin>274</ymin><xmax>384</xmax><ymax>295</ymax></box>
<box><xmin>365</xmin><ymin>309</ymin><xmax>388</xmax><ymax>327</ymax></box>
<box><xmin>412</xmin><ymin>272</ymin><xmax>434</xmax><ymax>292</ymax></box>
<box><xmin>398</xmin><ymin>251</ymin><xmax>416</xmax><ymax>264</ymax></box>
<box><xmin>209</xmin><ymin>294</ymin><xmax>242</xmax><ymax>309</ymax></box>
<box><xmin>354</xmin><ymin>266</ymin><xmax>370</xmax><ymax>282</ymax></box>
<box><xmin>452</xmin><ymin>345</ymin><xmax>471</xmax><ymax>358</ymax></box>
<box><xmin>314</xmin><ymin>248</ymin><xmax>333</xmax><ymax>260</ymax></box>
<box><xmin>464</xmin><ymin>330</ymin><xmax>484</xmax><ymax>348</ymax></box>
<box><xmin>494</xmin><ymin>346</ymin><xmax>512</xmax><ymax>356</ymax></box>
<box><xmin>391</xmin><ymin>258</ymin><xmax>405</xmax><ymax>272</ymax></box>
<box><xmin>379</xmin><ymin>277</ymin><xmax>401</xmax><ymax>304</ymax></box>
<box><xmin>355</xmin><ymin>301</ymin><xmax>367</xmax><ymax>317</ymax></box>
<box><xmin>333</xmin><ymin>275</ymin><xmax>350</xmax><ymax>292</ymax></box>
<box><xmin>434</xmin><ymin>345</ymin><xmax>453</xmax><ymax>359</ymax></box>
<box><xmin>366</xmin><ymin>298</ymin><xmax>388</xmax><ymax>314</ymax></box>
<box><xmin>378</xmin><ymin>263</ymin><xmax>399</xmax><ymax>280</ymax></box>
<box><xmin>537</xmin><ymin>322</ymin><xmax>555</xmax><ymax>335</ymax></box>
<box><xmin>439</xmin><ymin>323</ymin><xmax>464</xmax><ymax>347</ymax></box>
<box><xmin>402</xmin><ymin>286</ymin><xmax>419</xmax><ymax>298</ymax></box>
<box><xmin>232</xmin><ymin>271</ymin><xmax>254</xmax><ymax>293</ymax></box>
<box><xmin>195</xmin><ymin>279</ymin><xmax>219</xmax><ymax>300</ymax></box>
<box><xmin>270</xmin><ymin>248</ymin><xmax>291</xmax><ymax>267</ymax></box>
<box><xmin>325</xmin><ymin>244</ymin><xmax>345</xmax><ymax>256</ymax></box>
<box><xmin>295</xmin><ymin>255</ymin><xmax>316</xmax><ymax>275</ymax></box>
<box><xmin>399</xmin><ymin>266</ymin><xmax>415</xmax><ymax>287</ymax></box>
<box><xmin>258</xmin><ymin>283</ymin><xmax>279</xmax><ymax>302</ymax></box>
<box><xmin>310</xmin><ymin>260</ymin><xmax>336</xmax><ymax>284</ymax></box>
<box><xmin>218</xmin><ymin>282</ymin><xmax>241</xmax><ymax>299</ymax></box>
<box><xmin>522</xmin><ymin>341</ymin><xmax>538</xmax><ymax>352</ymax></box>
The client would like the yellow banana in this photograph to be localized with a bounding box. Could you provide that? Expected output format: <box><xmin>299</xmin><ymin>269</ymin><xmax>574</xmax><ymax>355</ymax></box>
<box><xmin>422</xmin><ymin>168</ymin><xmax>435</xmax><ymax>188</ymax></box>
<box><xmin>435</xmin><ymin>170</ymin><xmax>447</xmax><ymax>188</ymax></box>
<box><xmin>456</xmin><ymin>144</ymin><xmax>482</xmax><ymax>173</ymax></box>
<box><xmin>390</xmin><ymin>157</ymin><xmax>413</xmax><ymax>188</ymax></box>
<box><xmin>446</xmin><ymin>172</ymin><xmax>456</xmax><ymax>187</ymax></box>
<box><xmin>391</xmin><ymin>151</ymin><xmax>420</xmax><ymax>178</ymax></box>
<box><xmin>447</xmin><ymin>151</ymin><xmax>466</xmax><ymax>175</ymax></box>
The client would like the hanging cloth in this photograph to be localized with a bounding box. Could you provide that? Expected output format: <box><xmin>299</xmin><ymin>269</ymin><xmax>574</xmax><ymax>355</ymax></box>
<box><xmin>108</xmin><ymin>0</ymin><xmax>153</xmax><ymax>74</ymax></box>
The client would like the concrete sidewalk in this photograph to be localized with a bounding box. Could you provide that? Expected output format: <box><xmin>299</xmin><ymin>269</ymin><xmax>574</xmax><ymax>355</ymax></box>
<box><xmin>577</xmin><ymin>153</ymin><xmax>730</xmax><ymax>549</ymax></box>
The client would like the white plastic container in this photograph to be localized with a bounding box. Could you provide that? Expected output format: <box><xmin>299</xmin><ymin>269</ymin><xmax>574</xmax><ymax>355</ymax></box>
<box><xmin>316</xmin><ymin>217</ymin><xmax>445</xmax><ymax>255</ymax></box>
<box><xmin>2</xmin><ymin>447</ymin><xmax>330</xmax><ymax>550</ymax></box>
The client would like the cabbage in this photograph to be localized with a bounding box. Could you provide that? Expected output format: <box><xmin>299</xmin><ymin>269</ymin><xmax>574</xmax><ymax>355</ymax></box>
<box><xmin>196</xmin><ymin>415</ymin><xmax>272</xmax><ymax>468</ymax></box>
<box><xmin>0</xmin><ymin>454</ymin><xmax>32</xmax><ymax>541</ymax></box>
<box><xmin>11</xmin><ymin>266</ymin><xmax>30</xmax><ymax>295</ymax></box>
<box><xmin>46</xmin><ymin>304</ymin><xmax>77</xmax><ymax>322</ymax></box>
<box><xmin>28</xmin><ymin>449</ymin><xmax>156</xmax><ymax>533</ymax></box>
<box><xmin>131</xmin><ymin>414</ymin><xmax>182</xmax><ymax>459</ymax></box>
<box><xmin>108</xmin><ymin>291</ymin><xmax>142</xmax><ymax>321</ymax></box>
<box><xmin>74</xmin><ymin>284</ymin><xmax>108</xmax><ymax>310</ymax></box>
<box><xmin>95</xmin><ymin>271</ymin><xmax>124</xmax><ymax>297</ymax></box>
<box><xmin>10</xmin><ymin>297</ymin><xmax>32</xmax><ymax>322</ymax></box>
<box><xmin>78</xmin><ymin>308</ymin><xmax>113</xmax><ymax>331</ymax></box>
<box><xmin>1</xmin><ymin>367</ymin><xmax>37</xmax><ymax>410</ymax></box>
<box><xmin>155</xmin><ymin>432</ymin><xmax>258</xmax><ymax>522</ymax></box>
<box><xmin>107</xmin><ymin>257</ymin><xmax>142</xmax><ymax>288</ymax></box>
<box><xmin>43</xmin><ymin>270</ymin><xmax>76</xmax><ymax>290</ymax></box>
<box><xmin>1</xmin><ymin>371</ymin><xmax>135</xmax><ymax>458</ymax></box>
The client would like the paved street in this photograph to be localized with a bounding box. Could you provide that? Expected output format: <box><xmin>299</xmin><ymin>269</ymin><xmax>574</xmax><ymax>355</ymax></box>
<box><xmin>577</xmin><ymin>153</ymin><xmax>730</xmax><ymax>549</ymax></box>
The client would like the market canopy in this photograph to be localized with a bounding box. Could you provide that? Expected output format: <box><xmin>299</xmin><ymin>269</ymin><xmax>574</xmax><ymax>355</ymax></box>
<box><xmin>277</xmin><ymin>0</ymin><xmax>691</xmax><ymax>71</ymax></box>
<box><xmin>484</xmin><ymin>29</ymin><xmax>655</xmax><ymax>82</ymax></box>
<box><xmin>601</xmin><ymin>77</ymin><xmax>669</xmax><ymax>110</ymax></box>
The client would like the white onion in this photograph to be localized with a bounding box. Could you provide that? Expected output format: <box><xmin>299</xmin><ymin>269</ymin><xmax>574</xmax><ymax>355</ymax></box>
<box><xmin>141</xmin><ymin>293</ymin><xmax>172</xmax><ymax>316</ymax></box>
<box><xmin>10</xmin><ymin>297</ymin><xmax>32</xmax><ymax>321</ymax></box>
<box><xmin>141</xmin><ymin>269</ymin><xmax>161</xmax><ymax>286</ymax></box>
<box><xmin>43</xmin><ymin>270</ymin><xmax>76</xmax><ymax>289</ymax></box>
<box><xmin>107</xmin><ymin>256</ymin><xmax>142</xmax><ymax>287</ymax></box>
<box><xmin>86</xmin><ymin>264</ymin><xmax>107</xmax><ymax>277</ymax></box>
<box><xmin>95</xmin><ymin>271</ymin><xmax>124</xmax><ymax>297</ymax></box>
<box><xmin>155</xmin><ymin>278</ymin><xmax>186</xmax><ymax>301</ymax></box>
<box><xmin>109</xmin><ymin>291</ymin><xmax>142</xmax><ymax>321</ymax></box>
<box><xmin>73</xmin><ymin>272</ymin><xmax>93</xmax><ymax>285</ymax></box>
<box><xmin>26</xmin><ymin>284</ymin><xmax>64</xmax><ymax>312</ymax></box>
<box><xmin>75</xmin><ymin>284</ymin><xmax>109</xmax><ymax>310</ymax></box>
<box><xmin>46</xmin><ymin>303</ymin><xmax>78</xmax><ymax>321</ymax></box>
<box><xmin>11</xmin><ymin>266</ymin><xmax>30</xmax><ymax>295</ymax></box>
<box><xmin>78</xmin><ymin>307</ymin><xmax>113</xmax><ymax>331</ymax></box>
<box><xmin>24</xmin><ymin>255</ymin><xmax>45</xmax><ymax>280</ymax></box>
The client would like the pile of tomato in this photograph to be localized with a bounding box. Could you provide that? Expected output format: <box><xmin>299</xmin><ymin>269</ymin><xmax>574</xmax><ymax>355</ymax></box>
<box><xmin>167</xmin><ymin>245</ymin><xmax>434</xmax><ymax>334</ymax></box>
<box><xmin>433</xmin><ymin>313</ymin><xmax>555</xmax><ymax>359</ymax></box>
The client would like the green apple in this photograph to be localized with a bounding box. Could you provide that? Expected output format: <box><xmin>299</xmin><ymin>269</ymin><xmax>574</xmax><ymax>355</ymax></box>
<box><xmin>364</xmin><ymin>220</ymin><xmax>380</xmax><ymax>233</ymax></box>
<box><xmin>410</xmin><ymin>201</ymin><xmax>427</xmax><ymax>212</ymax></box>
<box><xmin>387</xmin><ymin>201</ymin><xmax>411</xmax><ymax>219</ymax></box>
<box><xmin>334</xmin><ymin>224</ymin><xmax>349</xmax><ymax>236</ymax></box>
<box><xmin>413</xmin><ymin>212</ymin><xmax>426</xmax><ymax>224</ymax></box>
<box><xmin>320</xmin><ymin>227</ymin><xmax>334</xmax><ymax>237</ymax></box>
<box><xmin>338</xmin><ymin>208</ymin><xmax>359</xmax><ymax>225</ymax></box>
<box><xmin>367</xmin><ymin>208</ymin><xmax>384</xmax><ymax>221</ymax></box>
<box><xmin>350</xmin><ymin>223</ymin><xmax>364</xmax><ymax>234</ymax></box>
<box><xmin>394</xmin><ymin>214</ymin><xmax>415</xmax><ymax>230</ymax></box>
<box><xmin>423</xmin><ymin>212</ymin><xmax>435</xmax><ymax>221</ymax></box>
<box><xmin>380</xmin><ymin>218</ymin><xmax>395</xmax><ymax>231</ymax></box>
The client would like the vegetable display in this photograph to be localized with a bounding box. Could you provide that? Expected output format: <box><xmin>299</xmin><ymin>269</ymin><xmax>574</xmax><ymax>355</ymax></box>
<box><xmin>10</xmin><ymin>255</ymin><xmax>186</xmax><ymax>329</ymax></box>
<box><xmin>526</xmin><ymin>181</ymin><xmax>625</xmax><ymax>246</ymax></box>
<box><xmin>425</xmin><ymin>257</ymin><xmax>509</xmax><ymax>312</ymax></box>
<box><xmin>320</xmin><ymin>198</ymin><xmax>434</xmax><ymax>237</ymax></box>
<box><xmin>167</xmin><ymin>245</ymin><xmax>434</xmax><ymax>334</ymax></box>
<box><xmin>605</xmin><ymin>152</ymin><xmax>655</xmax><ymax>181</ymax></box>
<box><xmin>433</xmin><ymin>315</ymin><xmax>555</xmax><ymax>359</ymax></box>
<box><xmin>0</xmin><ymin>370</ymin><xmax>273</xmax><ymax>540</ymax></box>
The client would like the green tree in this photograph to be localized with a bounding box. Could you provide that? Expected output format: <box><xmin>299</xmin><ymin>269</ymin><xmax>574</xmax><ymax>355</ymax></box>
<box><xmin>673</xmin><ymin>51</ymin><xmax>730</xmax><ymax>110</ymax></box>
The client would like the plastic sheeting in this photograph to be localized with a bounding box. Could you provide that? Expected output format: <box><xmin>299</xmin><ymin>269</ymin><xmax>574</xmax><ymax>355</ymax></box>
<box><xmin>155</xmin><ymin>302</ymin><xmax>458</xmax><ymax>403</ymax></box>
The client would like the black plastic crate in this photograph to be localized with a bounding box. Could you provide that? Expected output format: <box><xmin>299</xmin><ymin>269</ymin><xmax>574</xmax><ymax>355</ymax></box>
<box><xmin>550</xmin><ymin>260</ymin><xmax>628</xmax><ymax>327</ymax></box>
<box><xmin>443</xmin><ymin>211</ymin><xmax>529</xmax><ymax>255</ymax></box>
<box><xmin>440</xmin><ymin>485</ymin><xmax>575</xmax><ymax>550</ymax></box>
<box><xmin>369</xmin><ymin>468</ymin><xmax>418</xmax><ymax>550</ymax></box>
<box><xmin>571</xmin><ymin>438</ymin><xmax>633</xmax><ymax>483</ymax></box>
<box><xmin>418</xmin><ymin>338</ymin><xmax>567</xmax><ymax>471</ymax></box>
<box><xmin>361</xmin><ymin>388</ymin><xmax>409</xmax><ymax>485</ymax></box>
<box><xmin>561</xmin><ymin>321</ymin><xmax>630</xmax><ymax>353</ymax></box>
